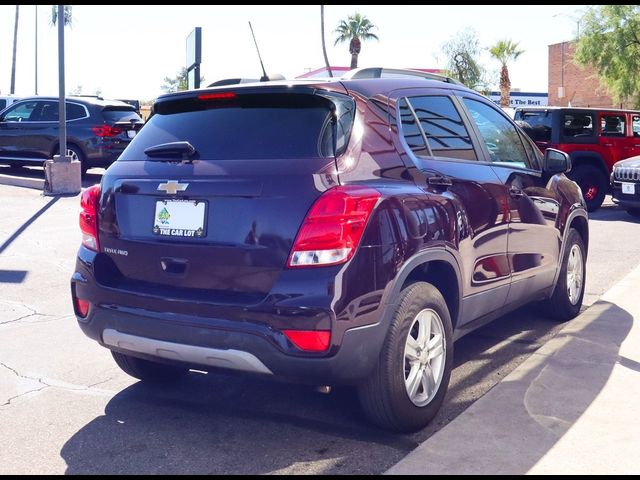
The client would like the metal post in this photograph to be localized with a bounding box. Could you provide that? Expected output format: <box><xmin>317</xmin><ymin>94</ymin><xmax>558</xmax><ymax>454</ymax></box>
<box><xmin>57</xmin><ymin>5</ymin><xmax>67</xmax><ymax>162</ymax></box>
<box><xmin>35</xmin><ymin>5</ymin><xmax>38</xmax><ymax>95</ymax></box>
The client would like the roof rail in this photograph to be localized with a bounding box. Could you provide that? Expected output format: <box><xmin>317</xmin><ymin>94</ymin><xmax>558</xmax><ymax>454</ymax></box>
<box><xmin>341</xmin><ymin>67</ymin><xmax>462</xmax><ymax>85</ymax></box>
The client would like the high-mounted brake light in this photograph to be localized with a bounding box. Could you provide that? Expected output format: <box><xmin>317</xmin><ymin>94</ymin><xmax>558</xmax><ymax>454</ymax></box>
<box><xmin>91</xmin><ymin>125</ymin><xmax>122</xmax><ymax>137</ymax></box>
<box><xmin>197</xmin><ymin>92</ymin><xmax>237</xmax><ymax>101</ymax></box>
<box><xmin>79</xmin><ymin>185</ymin><xmax>101</xmax><ymax>251</ymax></box>
<box><xmin>288</xmin><ymin>186</ymin><xmax>381</xmax><ymax>267</ymax></box>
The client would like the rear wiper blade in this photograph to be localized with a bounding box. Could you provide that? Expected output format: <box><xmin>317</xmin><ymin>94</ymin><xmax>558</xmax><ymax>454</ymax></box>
<box><xmin>144</xmin><ymin>141</ymin><xmax>196</xmax><ymax>159</ymax></box>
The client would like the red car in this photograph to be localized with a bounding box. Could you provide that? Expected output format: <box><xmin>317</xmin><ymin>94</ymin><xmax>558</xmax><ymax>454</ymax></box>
<box><xmin>515</xmin><ymin>106</ymin><xmax>640</xmax><ymax>211</ymax></box>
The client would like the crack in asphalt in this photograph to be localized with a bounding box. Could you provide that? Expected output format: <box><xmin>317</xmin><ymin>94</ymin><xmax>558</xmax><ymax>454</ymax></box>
<box><xmin>0</xmin><ymin>362</ymin><xmax>115</xmax><ymax>409</ymax></box>
<box><xmin>0</xmin><ymin>361</ymin><xmax>52</xmax><ymax>408</ymax></box>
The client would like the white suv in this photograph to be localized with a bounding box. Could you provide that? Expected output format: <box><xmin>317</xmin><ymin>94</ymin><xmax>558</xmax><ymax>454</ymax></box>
<box><xmin>0</xmin><ymin>95</ymin><xmax>22</xmax><ymax>112</ymax></box>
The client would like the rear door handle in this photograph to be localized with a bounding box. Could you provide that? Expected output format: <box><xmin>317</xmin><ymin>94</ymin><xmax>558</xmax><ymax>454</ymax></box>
<box><xmin>603</xmin><ymin>143</ymin><xmax>613</xmax><ymax>147</ymax></box>
<box><xmin>427</xmin><ymin>175</ymin><xmax>453</xmax><ymax>187</ymax></box>
<box><xmin>509</xmin><ymin>187</ymin><xmax>524</xmax><ymax>199</ymax></box>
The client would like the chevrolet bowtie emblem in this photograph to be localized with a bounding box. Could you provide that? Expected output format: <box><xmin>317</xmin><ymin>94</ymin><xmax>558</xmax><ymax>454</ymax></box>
<box><xmin>158</xmin><ymin>180</ymin><xmax>189</xmax><ymax>195</ymax></box>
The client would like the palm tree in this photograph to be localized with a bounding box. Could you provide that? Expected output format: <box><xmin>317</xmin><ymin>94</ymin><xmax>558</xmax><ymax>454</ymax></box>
<box><xmin>334</xmin><ymin>13</ymin><xmax>378</xmax><ymax>69</ymax></box>
<box><xmin>51</xmin><ymin>5</ymin><xmax>72</xmax><ymax>27</ymax></box>
<box><xmin>320</xmin><ymin>5</ymin><xmax>332</xmax><ymax>77</ymax></box>
<box><xmin>489</xmin><ymin>40</ymin><xmax>525</xmax><ymax>107</ymax></box>
<box><xmin>10</xmin><ymin>6</ymin><xmax>19</xmax><ymax>94</ymax></box>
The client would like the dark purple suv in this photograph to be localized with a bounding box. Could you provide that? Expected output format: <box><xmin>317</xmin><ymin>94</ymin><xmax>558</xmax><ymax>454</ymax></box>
<box><xmin>71</xmin><ymin>69</ymin><xmax>589</xmax><ymax>431</ymax></box>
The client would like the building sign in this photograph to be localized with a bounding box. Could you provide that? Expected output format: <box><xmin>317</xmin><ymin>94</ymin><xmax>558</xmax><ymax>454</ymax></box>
<box><xmin>489</xmin><ymin>92</ymin><xmax>548</xmax><ymax>107</ymax></box>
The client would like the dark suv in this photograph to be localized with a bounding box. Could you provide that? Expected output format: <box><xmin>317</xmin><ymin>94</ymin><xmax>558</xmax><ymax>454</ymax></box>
<box><xmin>0</xmin><ymin>96</ymin><xmax>143</xmax><ymax>174</ymax></box>
<box><xmin>71</xmin><ymin>69</ymin><xmax>588</xmax><ymax>431</ymax></box>
<box><xmin>515</xmin><ymin>106</ymin><xmax>640</xmax><ymax>212</ymax></box>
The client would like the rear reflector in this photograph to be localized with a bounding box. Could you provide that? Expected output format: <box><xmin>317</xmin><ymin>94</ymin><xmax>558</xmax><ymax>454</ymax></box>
<box><xmin>288</xmin><ymin>186</ymin><xmax>381</xmax><ymax>267</ymax></box>
<box><xmin>79</xmin><ymin>185</ymin><xmax>101</xmax><ymax>251</ymax></box>
<box><xmin>198</xmin><ymin>92</ymin><xmax>237</xmax><ymax>100</ymax></box>
<box><xmin>283</xmin><ymin>330</ymin><xmax>331</xmax><ymax>352</ymax></box>
<box><xmin>75</xmin><ymin>298</ymin><xmax>90</xmax><ymax>318</ymax></box>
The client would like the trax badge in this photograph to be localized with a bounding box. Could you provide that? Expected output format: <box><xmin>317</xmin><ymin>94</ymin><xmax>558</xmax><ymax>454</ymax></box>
<box><xmin>158</xmin><ymin>180</ymin><xmax>189</xmax><ymax>195</ymax></box>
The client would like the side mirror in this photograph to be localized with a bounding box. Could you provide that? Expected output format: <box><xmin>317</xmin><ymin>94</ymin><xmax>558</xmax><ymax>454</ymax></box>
<box><xmin>544</xmin><ymin>148</ymin><xmax>571</xmax><ymax>174</ymax></box>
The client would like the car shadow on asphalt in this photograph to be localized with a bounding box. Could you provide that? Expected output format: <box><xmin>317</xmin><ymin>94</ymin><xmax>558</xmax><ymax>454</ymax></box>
<box><xmin>589</xmin><ymin>202</ymin><xmax>640</xmax><ymax>223</ymax></box>
<box><xmin>57</xmin><ymin>300</ymin><xmax>623</xmax><ymax>475</ymax></box>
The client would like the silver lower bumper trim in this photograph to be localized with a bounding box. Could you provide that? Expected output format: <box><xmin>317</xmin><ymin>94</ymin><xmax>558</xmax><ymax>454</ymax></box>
<box><xmin>102</xmin><ymin>329</ymin><xmax>273</xmax><ymax>375</ymax></box>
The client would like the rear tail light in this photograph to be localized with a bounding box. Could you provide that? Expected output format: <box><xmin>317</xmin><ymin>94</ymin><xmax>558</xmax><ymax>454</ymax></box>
<box><xmin>80</xmin><ymin>185</ymin><xmax>101</xmax><ymax>251</ymax></box>
<box><xmin>283</xmin><ymin>330</ymin><xmax>331</xmax><ymax>352</ymax></box>
<box><xmin>91</xmin><ymin>125</ymin><xmax>122</xmax><ymax>137</ymax></box>
<box><xmin>288</xmin><ymin>186</ymin><xmax>381</xmax><ymax>267</ymax></box>
<box><xmin>74</xmin><ymin>298</ymin><xmax>90</xmax><ymax>318</ymax></box>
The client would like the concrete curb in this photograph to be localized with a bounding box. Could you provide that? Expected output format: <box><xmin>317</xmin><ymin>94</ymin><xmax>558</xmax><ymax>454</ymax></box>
<box><xmin>0</xmin><ymin>173</ymin><xmax>44</xmax><ymax>191</ymax></box>
<box><xmin>386</xmin><ymin>262</ymin><xmax>640</xmax><ymax>475</ymax></box>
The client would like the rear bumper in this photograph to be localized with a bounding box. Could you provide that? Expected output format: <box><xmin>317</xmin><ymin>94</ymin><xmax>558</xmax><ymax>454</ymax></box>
<box><xmin>71</xmin><ymin>247</ymin><xmax>390</xmax><ymax>385</ymax></box>
<box><xmin>75</xmin><ymin>304</ymin><xmax>387</xmax><ymax>384</ymax></box>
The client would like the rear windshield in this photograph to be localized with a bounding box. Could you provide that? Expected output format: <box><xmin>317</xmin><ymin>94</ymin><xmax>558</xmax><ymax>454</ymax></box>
<box><xmin>102</xmin><ymin>108</ymin><xmax>141</xmax><ymax>123</ymax></box>
<box><xmin>515</xmin><ymin>111</ymin><xmax>552</xmax><ymax>142</ymax></box>
<box><xmin>118</xmin><ymin>92</ymin><xmax>355</xmax><ymax>160</ymax></box>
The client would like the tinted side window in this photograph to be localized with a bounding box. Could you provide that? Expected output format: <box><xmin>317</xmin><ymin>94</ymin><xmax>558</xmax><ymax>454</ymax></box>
<box><xmin>633</xmin><ymin>115</ymin><xmax>640</xmax><ymax>137</ymax></box>
<box><xmin>562</xmin><ymin>113</ymin><xmax>594</xmax><ymax>139</ymax></box>
<box><xmin>517</xmin><ymin>111</ymin><xmax>552</xmax><ymax>142</ymax></box>
<box><xmin>463</xmin><ymin>98</ymin><xmax>531</xmax><ymax>169</ymax></box>
<box><xmin>2</xmin><ymin>101</ymin><xmax>38</xmax><ymax>122</ymax></box>
<box><xmin>0</xmin><ymin>100</ymin><xmax>6</xmax><ymax>110</ymax></box>
<box><xmin>407</xmin><ymin>96</ymin><xmax>476</xmax><ymax>161</ymax></box>
<box><xmin>600</xmin><ymin>114</ymin><xmax>626</xmax><ymax>137</ymax></box>
<box><xmin>398</xmin><ymin>98</ymin><xmax>429</xmax><ymax>156</ymax></box>
<box><xmin>67</xmin><ymin>103</ymin><xmax>87</xmax><ymax>120</ymax></box>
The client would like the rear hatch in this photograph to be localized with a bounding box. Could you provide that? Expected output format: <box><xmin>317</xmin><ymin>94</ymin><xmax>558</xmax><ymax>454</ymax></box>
<box><xmin>100</xmin><ymin>106</ymin><xmax>144</xmax><ymax>141</ymax></box>
<box><xmin>514</xmin><ymin>109</ymin><xmax>552</xmax><ymax>151</ymax></box>
<box><xmin>97</xmin><ymin>86</ymin><xmax>355</xmax><ymax>304</ymax></box>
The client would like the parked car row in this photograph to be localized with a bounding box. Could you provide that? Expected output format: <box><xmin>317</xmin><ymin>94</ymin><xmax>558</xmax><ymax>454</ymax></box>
<box><xmin>515</xmin><ymin>106</ymin><xmax>640</xmax><ymax>213</ymax></box>
<box><xmin>0</xmin><ymin>96</ymin><xmax>143</xmax><ymax>175</ymax></box>
<box><xmin>71</xmin><ymin>68</ymin><xmax>589</xmax><ymax>431</ymax></box>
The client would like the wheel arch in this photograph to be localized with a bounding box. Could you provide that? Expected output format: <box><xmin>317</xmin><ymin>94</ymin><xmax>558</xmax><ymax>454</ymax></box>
<box><xmin>568</xmin><ymin>151</ymin><xmax>608</xmax><ymax>176</ymax></box>
<box><xmin>385</xmin><ymin>250</ymin><xmax>462</xmax><ymax>329</ymax></box>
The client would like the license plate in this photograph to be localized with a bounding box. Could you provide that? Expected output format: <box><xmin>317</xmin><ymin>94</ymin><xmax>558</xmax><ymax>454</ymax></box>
<box><xmin>622</xmin><ymin>182</ymin><xmax>636</xmax><ymax>195</ymax></box>
<box><xmin>152</xmin><ymin>200</ymin><xmax>206</xmax><ymax>237</ymax></box>
<box><xmin>127</xmin><ymin>130</ymin><xmax>137</xmax><ymax>139</ymax></box>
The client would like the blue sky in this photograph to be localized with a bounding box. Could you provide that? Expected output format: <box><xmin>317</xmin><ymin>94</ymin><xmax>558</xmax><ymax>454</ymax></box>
<box><xmin>0</xmin><ymin>5</ymin><xmax>585</xmax><ymax>100</ymax></box>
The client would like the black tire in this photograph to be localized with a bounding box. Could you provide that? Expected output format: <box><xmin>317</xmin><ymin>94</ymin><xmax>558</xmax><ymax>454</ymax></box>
<box><xmin>111</xmin><ymin>351</ymin><xmax>188</xmax><ymax>383</ymax></box>
<box><xmin>627</xmin><ymin>208</ymin><xmax>640</xmax><ymax>219</ymax></box>
<box><xmin>568</xmin><ymin>164</ymin><xmax>607</xmax><ymax>212</ymax></box>
<box><xmin>542</xmin><ymin>228</ymin><xmax>586</xmax><ymax>321</ymax></box>
<box><xmin>357</xmin><ymin>282</ymin><xmax>454</xmax><ymax>432</ymax></box>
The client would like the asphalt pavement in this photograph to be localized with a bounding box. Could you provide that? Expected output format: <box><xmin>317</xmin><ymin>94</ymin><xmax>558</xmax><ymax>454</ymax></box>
<box><xmin>1</xmin><ymin>179</ymin><xmax>639</xmax><ymax>474</ymax></box>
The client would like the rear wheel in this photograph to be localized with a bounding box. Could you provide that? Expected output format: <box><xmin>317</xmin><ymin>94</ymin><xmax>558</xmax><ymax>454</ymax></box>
<box><xmin>627</xmin><ymin>208</ymin><xmax>640</xmax><ymax>219</ymax></box>
<box><xmin>568</xmin><ymin>164</ymin><xmax>607</xmax><ymax>212</ymax></box>
<box><xmin>542</xmin><ymin>228</ymin><xmax>586</xmax><ymax>321</ymax></box>
<box><xmin>111</xmin><ymin>351</ymin><xmax>189</xmax><ymax>383</ymax></box>
<box><xmin>358</xmin><ymin>282</ymin><xmax>453</xmax><ymax>432</ymax></box>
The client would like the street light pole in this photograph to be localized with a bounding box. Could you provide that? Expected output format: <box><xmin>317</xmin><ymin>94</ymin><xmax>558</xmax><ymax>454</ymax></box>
<box><xmin>57</xmin><ymin>4</ymin><xmax>67</xmax><ymax>163</ymax></box>
<box><xmin>35</xmin><ymin>5</ymin><xmax>38</xmax><ymax>95</ymax></box>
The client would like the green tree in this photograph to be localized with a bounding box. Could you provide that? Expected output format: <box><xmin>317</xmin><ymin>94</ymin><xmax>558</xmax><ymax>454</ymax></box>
<box><xmin>161</xmin><ymin>67</ymin><xmax>205</xmax><ymax>93</ymax></box>
<box><xmin>575</xmin><ymin>5</ymin><xmax>640</xmax><ymax>107</ymax></box>
<box><xmin>334</xmin><ymin>12</ymin><xmax>378</xmax><ymax>69</ymax></box>
<box><xmin>489</xmin><ymin>39</ymin><xmax>524</xmax><ymax>107</ymax></box>
<box><xmin>10</xmin><ymin>6</ymin><xmax>19</xmax><ymax>94</ymax></box>
<box><xmin>442</xmin><ymin>30</ymin><xmax>485</xmax><ymax>90</ymax></box>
